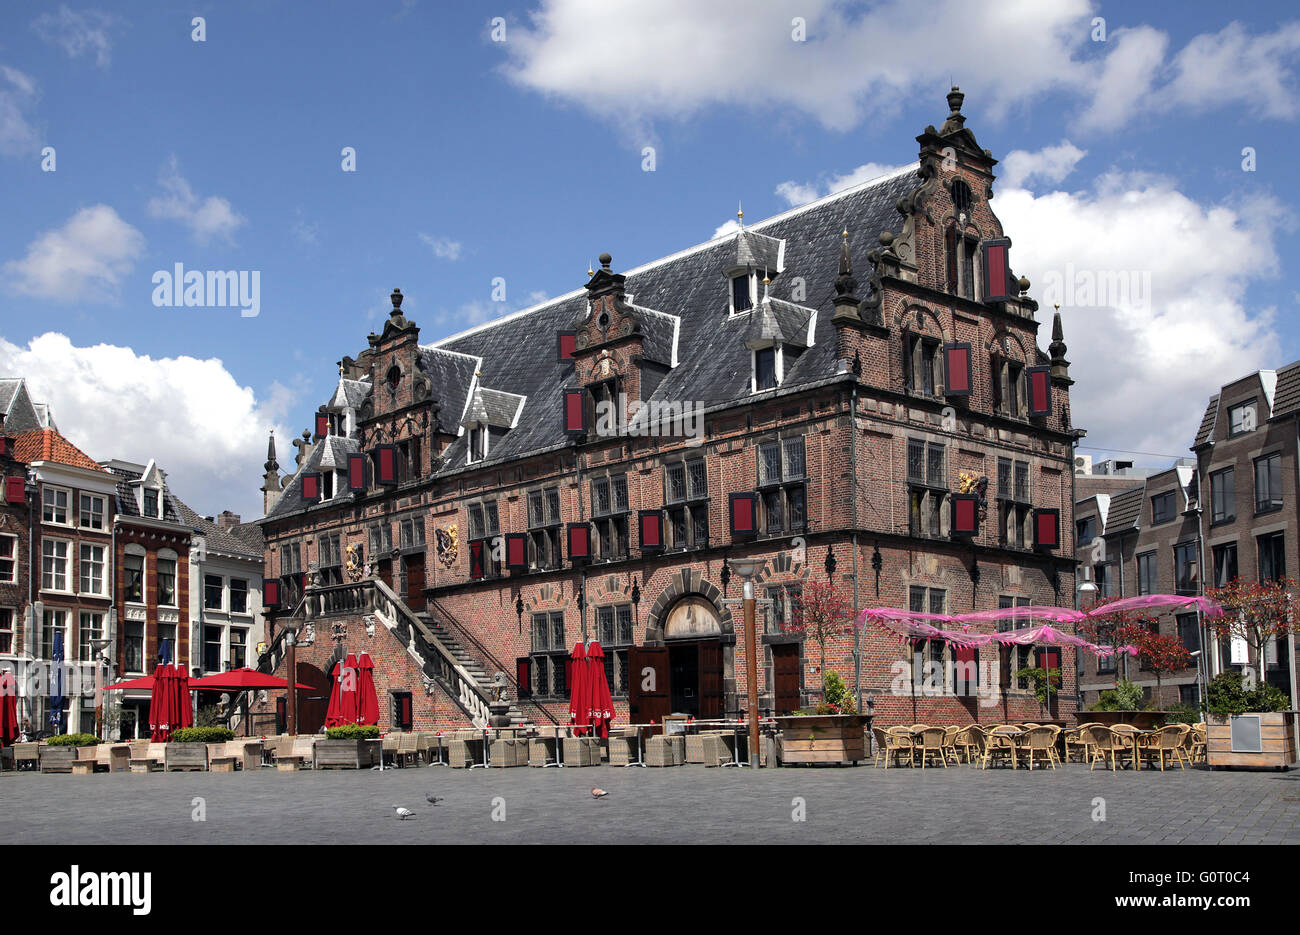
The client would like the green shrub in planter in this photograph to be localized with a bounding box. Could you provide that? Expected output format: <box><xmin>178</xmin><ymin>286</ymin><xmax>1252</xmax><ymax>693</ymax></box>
<box><xmin>325</xmin><ymin>724</ymin><xmax>381</xmax><ymax>740</ymax></box>
<box><xmin>1204</xmin><ymin>671</ymin><xmax>1292</xmax><ymax>717</ymax></box>
<box><xmin>1160</xmin><ymin>702</ymin><xmax>1202</xmax><ymax>725</ymax></box>
<box><xmin>46</xmin><ymin>733</ymin><xmax>100</xmax><ymax>747</ymax></box>
<box><xmin>170</xmin><ymin>726</ymin><xmax>235</xmax><ymax>743</ymax></box>
<box><xmin>1091</xmin><ymin>679</ymin><xmax>1145</xmax><ymax>711</ymax></box>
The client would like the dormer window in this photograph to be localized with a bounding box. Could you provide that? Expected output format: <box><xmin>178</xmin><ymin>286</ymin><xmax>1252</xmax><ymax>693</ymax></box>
<box><xmin>467</xmin><ymin>424</ymin><xmax>488</xmax><ymax>464</ymax></box>
<box><xmin>731</xmin><ymin>273</ymin><xmax>755</xmax><ymax>314</ymax></box>
<box><xmin>143</xmin><ymin>488</ymin><xmax>160</xmax><ymax>518</ymax></box>
<box><xmin>755</xmin><ymin>347</ymin><xmax>777</xmax><ymax>391</ymax></box>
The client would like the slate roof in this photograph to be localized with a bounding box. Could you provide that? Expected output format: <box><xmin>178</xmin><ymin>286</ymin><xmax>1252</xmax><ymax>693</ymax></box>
<box><xmin>332</xmin><ymin>378</ymin><xmax>372</xmax><ymax>410</ymax></box>
<box><xmin>173</xmin><ymin>498</ymin><xmax>263</xmax><ymax>560</ymax></box>
<box><xmin>1193</xmin><ymin>394</ymin><xmax>1219</xmax><ymax>448</ymax></box>
<box><xmin>265</xmin><ymin>433</ymin><xmax>363</xmax><ymax>519</ymax></box>
<box><xmin>11</xmin><ymin>428</ymin><xmax>104</xmax><ymax>472</ymax></box>
<box><xmin>743</xmin><ymin>297</ymin><xmax>816</xmax><ymax>348</ymax></box>
<box><xmin>428</xmin><ymin>163</ymin><xmax>921</xmax><ymax>471</ymax></box>
<box><xmin>0</xmin><ymin>379</ymin><xmax>46</xmax><ymax>433</ymax></box>
<box><xmin>416</xmin><ymin>347</ymin><xmax>480</xmax><ymax>434</ymax></box>
<box><xmin>465</xmin><ymin>387</ymin><xmax>525</xmax><ymax>428</ymax></box>
<box><xmin>631</xmin><ymin>305</ymin><xmax>679</xmax><ymax>367</ymax></box>
<box><xmin>1269</xmin><ymin>361</ymin><xmax>1300</xmax><ymax>419</ymax></box>
<box><xmin>733</xmin><ymin>228</ymin><xmax>784</xmax><ymax>272</ymax></box>
<box><xmin>1102</xmin><ymin>485</ymin><xmax>1145</xmax><ymax>534</ymax></box>
<box><xmin>105</xmin><ymin>465</ymin><xmax>185</xmax><ymax>524</ymax></box>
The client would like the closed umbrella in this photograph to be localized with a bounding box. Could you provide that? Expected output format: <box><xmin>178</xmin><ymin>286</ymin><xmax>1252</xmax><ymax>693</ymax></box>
<box><xmin>568</xmin><ymin>642</ymin><xmax>589</xmax><ymax>736</ymax></box>
<box><xmin>324</xmin><ymin>661</ymin><xmax>345</xmax><ymax>728</ymax></box>
<box><xmin>173</xmin><ymin>664</ymin><xmax>193</xmax><ymax>733</ymax></box>
<box><xmin>586</xmin><ymin>641</ymin><xmax>614</xmax><ymax>739</ymax></box>
<box><xmin>356</xmin><ymin>653</ymin><xmax>379</xmax><ymax>726</ymax></box>
<box><xmin>0</xmin><ymin>669</ymin><xmax>18</xmax><ymax>746</ymax></box>
<box><xmin>50</xmin><ymin>630</ymin><xmax>66</xmax><ymax>733</ymax></box>
<box><xmin>340</xmin><ymin>653</ymin><xmax>360</xmax><ymax>725</ymax></box>
<box><xmin>149</xmin><ymin>664</ymin><xmax>174</xmax><ymax>742</ymax></box>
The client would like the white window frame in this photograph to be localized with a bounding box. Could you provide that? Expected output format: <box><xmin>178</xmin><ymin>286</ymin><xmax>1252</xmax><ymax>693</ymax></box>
<box><xmin>0</xmin><ymin>534</ymin><xmax>16</xmax><ymax>584</ymax></box>
<box><xmin>41</xmin><ymin>607</ymin><xmax>69</xmax><ymax>660</ymax></box>
<box><xmin>123</xmin><ymin>545</ymin><xmax>147</xmax><ymax>604</ymax></box>
<box><xmin>79</xmin><ymin>493</ymin><xmax>106</xmax><ymax>531</ymax></box>
<box><xmin>0</xmin><ymin>608</ymin><xmax>13</xmax><ymax>654</ymax></box>
<box><xmin>728</xmin><ymin>271</ymin><xmax>758</xmax><ymax>317</ymax></box>
<box><xmin>156</xmin><ymin>549</ymin><xmax>179</xmax><ymax>607</ymax></box>
<box><xmin>205</xmin><ymin>573</ymin><xmax>225</xmax><ymax>612</ymax></box>
<box><xmin>41</xmin><ymin>537</ymin><xmax>72</xmax><ymax>593</ymax></box>
<box><xmin>78</xmin><ymin>542</ymin><xmax>108</xmax><ymax>597</ymax></box>
<box><xmin>78</xmin><ymin>611</ymin><xmax>104</xmax><ymax>662</ymax></box>
<box><xmin>139</xmin><ymin>485</ymin><xmax>164</xmax><ymax>519</ymax></box>
<box><xmin>42</xmin><ymin>485</ymin><xmax>72</xmax><ymax>526</ymax></box>
<box><xmin>466</xmin><ymin>423</ymin><xmax>489</xmax><ymax>465</ymax></box>
<box><xmin>751</xmin><ymin>342</ymin><xmax>783</xmax><ymax>394</ymax></box>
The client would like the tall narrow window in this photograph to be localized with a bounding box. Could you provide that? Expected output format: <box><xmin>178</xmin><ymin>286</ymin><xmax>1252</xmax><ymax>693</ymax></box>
<box><xmin>1210</xmin><ymin>468</ymin><xmax>1235</xmax><ymax>523</ymax></box>
<box><xmin>732</xmin><ymin>274</ymin><xmax>753</xmax><ymax>313</ymax></box>
<box><xmin>755</xmin><ymin>347</ymin><xmax>777</xmax><ymax>391</ymax></box>
<box><xmin>1254</xmin><ymin>452</ymin><xmax>1283</xmax><ymax>513</ymax></box>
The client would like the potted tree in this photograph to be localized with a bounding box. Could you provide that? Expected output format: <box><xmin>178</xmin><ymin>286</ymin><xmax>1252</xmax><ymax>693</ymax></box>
<box><xmin>317</xmin><ymin>723</ymin><xmax>382</xmax><ymax>768</ymax></box>
<box><xmin>1203</xmin><ymin>577</ymin><xmax>1299</xmax><ymax>769</ymax></box>
<box><xmin>40</xmin><ymin>733</ymin><xmax>99</xmax><ymax>773</ymax></box>
<box><xmin>773</xmin><ymin>670</ymin><xmax>869</xmax><ymax>765</ymax></box>
<box><xmin>1079</xmin><ymin>598</ymin><xmax>1170</xmax><ymax>729</ymax></box>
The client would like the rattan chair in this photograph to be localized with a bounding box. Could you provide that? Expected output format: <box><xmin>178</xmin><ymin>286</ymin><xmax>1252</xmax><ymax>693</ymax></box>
<box><xmin>1188</xmin><ymin>723</ymin><xmax>1207</xmax><ymax>764</ymax></box>
<box><xmin>941</xmin><ymin>726</ymin><xmax>962</xmax><ymax>765</ymax></box>
<box><xmin>1022</xmin><ymin>726</ymin><xmax>1058</xmax><ymax>770</ymax></box>
<box><xmin>980</xmin><ymin>727</ymin><xmax>1019</xmax><ymax>769</ymax></box>
<box><xmin>915</xmin><ymin>727</ymin><xmax>948</xmax><ymax>768</ymax></box>
<box><xmin>961</xmin><ymin>726</ymin><xmax>987</xmax><ymax>765</ymax></box>
<box><xmin>1064</xmin><ymin>723</ymin><xmax>1099</xmax><ymax>763</ymax></box>
<box><xmin>1141</xmin><ymin>724</ymin><xmax>1190</xmax><ymax>771</ymax></box>
<box><xmin>886</xmin><ymin>727</ymin><xmax>916</xmax><ymax>767</ymax></box>
<box><xmin>1086</xmin><ymin>725</ymin><xmax>1126</xmax><ymax>771</ymax></box>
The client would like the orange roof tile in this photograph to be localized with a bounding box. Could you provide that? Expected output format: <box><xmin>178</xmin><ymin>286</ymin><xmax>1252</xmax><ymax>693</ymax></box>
<box><xmin>9</xmin><ymin>429</ymin><xmax>105</xmax><ymax>472</ymax></box>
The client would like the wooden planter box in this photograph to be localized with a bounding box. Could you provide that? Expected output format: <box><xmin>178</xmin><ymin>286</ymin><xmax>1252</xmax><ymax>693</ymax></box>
<box><xmin>1206</xmin><ymin>712</ymin><xmax>1298</xmax><ymax>770</ymax></box>
<box><xmin>165</xmin><ymin>742</ymin><xmax>209</xmax><ymax>772</ymax></box>
<box><xmin>39</xmin><ymin>745</ymin><xmax>92</xmax><ymax>773</ymax></box>
<box><xmin>315</xmin><ymin>738</ymin><xmax>380</xmax><ymax>769</ymax></box>
<box><xmin>773</xmin><ymin>715</ymin><xmax>869</xmax><ymax>765</ymax></box>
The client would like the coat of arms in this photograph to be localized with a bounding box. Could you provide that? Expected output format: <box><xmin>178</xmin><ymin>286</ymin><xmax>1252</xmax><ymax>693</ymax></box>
<box><xmin>436</xmin><ymin>525</ymin><xmax>459</xmax><ymax>569</ymax></box>
<box><xmin>346</xmin><ymin>543</ymin><xmax>364</xmax><ymax>582</ymax></box>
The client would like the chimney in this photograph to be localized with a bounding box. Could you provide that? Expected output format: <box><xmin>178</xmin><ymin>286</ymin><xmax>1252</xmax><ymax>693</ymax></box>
<box><xmin>217</xmin><ymin>510</ymin><xmax>241</xmax><ymax>529</ymax></box>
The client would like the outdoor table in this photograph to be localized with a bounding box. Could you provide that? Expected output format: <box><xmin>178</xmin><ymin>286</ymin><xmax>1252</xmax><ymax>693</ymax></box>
<box><xmin>427</xmin><ymin>733</ymin><xmax>445</xmax><ymax>766</ymax></box>
<box><xmin>1113</xmin><ymin>728</ymin><xmax>1157</xmax><ymax>770</ymax></box>
<box><xmin>612</xmin><ymin>723</ymin><xmax>648</xmax><ymax>767</ymax></box>
<box><xmin>468</xmin><ymin>731</ymin><xmax>491</xmax><ymax>769</ymax></box>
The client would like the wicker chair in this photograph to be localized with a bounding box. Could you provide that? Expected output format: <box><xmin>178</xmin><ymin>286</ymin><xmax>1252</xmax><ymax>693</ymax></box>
<box><xmin>1022</xmin><ymin>726</ymin><xmax>1058</xmax><ymax>770</ymax></box>
<box><xmin>1087</xmin><ymin>725</ymin><xmax>1127</xmax><ymax>771</ymax></box>
<box><xmin>915</xmin><ymin>727</ymin><xmax>948</xmax><ymax>768</ymax></box>
<box><xmin>962</xmin><ymin>726</ymin><xmax>987</xmax><ymax>765</ymax></box>
<box><xmin>1064</xmin><ymin>723</ymin><xmax>1100</xmax><ymax>763</ymax></box>
<box><xmin>941</xmin><ymin>726</ymin><xmax>962</xmax><ymax>765</ymax></box>
<box><xmin>1188</xmin><ymin>723</ymin><xmax>1207</xmax><ymax>764</ymax></box>
<box><xmin>980</xmin><ymin>727</ymin><xmax>1019</xmax><ymax>769</ymax></box>
<box><xmin>1141</xmin><ymin>724</ymin><xmax>1190</xmax><ymax>771</ymax></box>
<box><xmin>886</xmin><ymin>727</ymin><xmax>916</xmax><ymax>767</ymax></box>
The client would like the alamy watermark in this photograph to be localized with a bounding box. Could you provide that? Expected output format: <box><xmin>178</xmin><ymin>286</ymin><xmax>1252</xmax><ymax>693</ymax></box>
<box><xmin>594</xmin><ymin>393</ymin><xmax>704</xmax><ymax>441</ymax></box>
<box><xmin>151</xmin><ymin>263</ymin><xmax>260</xmax><ymax>317</ymax></box>
<box><xmin>1040</xmin><ymin>264</ymin><xmax>1150</xmax><ymax>313</ymax></box>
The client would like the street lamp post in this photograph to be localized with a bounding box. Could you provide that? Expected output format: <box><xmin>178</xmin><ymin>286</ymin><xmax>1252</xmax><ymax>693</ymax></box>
<box><xmin>727</xmin><ymin>556</ymin><xmax>763</xmax><ymax>768</ymax></box>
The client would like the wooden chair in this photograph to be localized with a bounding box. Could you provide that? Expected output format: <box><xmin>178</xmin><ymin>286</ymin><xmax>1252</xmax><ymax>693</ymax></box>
<box><xmin>1141</xmin><ymin>724</ymin><xmax>1190</xmax><ymax>771</ymax></box>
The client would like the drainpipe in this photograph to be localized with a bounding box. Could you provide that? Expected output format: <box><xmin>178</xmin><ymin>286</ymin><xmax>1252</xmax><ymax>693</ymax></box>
<box><xmin>849</xmin><ymin>383</ymin><xmax>862</xmax><ymax>712</ymax></box>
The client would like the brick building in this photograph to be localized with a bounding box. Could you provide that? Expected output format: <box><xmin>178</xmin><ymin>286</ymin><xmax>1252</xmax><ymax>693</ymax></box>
<box><xmin>1075</xmin><ymin>364</ymin><xmax>1300</xmax><ymax>711</ymax></box>
<box><xmin>253</xmin><ymin>90</ymin><xmax>1081</xmax><ymax>734</ymax></box>
<box><xmin>0</xmin><ymin>416</ymin><xmax>33</xmax><ymax>727</ymax></box>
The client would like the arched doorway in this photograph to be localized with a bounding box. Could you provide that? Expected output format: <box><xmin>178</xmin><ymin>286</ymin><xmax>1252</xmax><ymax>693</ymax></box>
<box><xmin>662</xmin><ymin>596</ymin><xmax>724</xmax><ymax>719</ymax></box>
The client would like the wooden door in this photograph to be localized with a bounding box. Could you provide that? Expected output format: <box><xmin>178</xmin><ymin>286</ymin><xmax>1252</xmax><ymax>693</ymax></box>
<box><xmin>377</xmin><ymin>558</ymin><xmax>393</xmax><ymax>591</ymax></box>
<box><xmin>628</xmin><ymin>646</ymin><xmax>670</xmax><ymax>732</ymax></box>
<box><xmin>699</xmin><ymin>640</ymin><xmax>724</xmax><ymax>719</ymax></box>
<box><xmin>295</xmin><ymin>662</ymin><xmax>332</xmax><ymax>734</ymax></box>
<box><xmin>404</xmin><ymin>552</ymin><xmax>426</xmax><ymax>612</ymax></box>
<box><xmin>771</xmin><ymin>644</ymin><xmax>801</xmax><ymax>715</ymax></box>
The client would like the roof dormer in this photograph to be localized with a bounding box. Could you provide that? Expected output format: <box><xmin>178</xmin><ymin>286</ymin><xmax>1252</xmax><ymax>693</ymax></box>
<box><xmin>725</xmin><ymin>208</ymin><xmax>785</xmax><ymax>316</ymax></box>
<box><xmin>461</xmin><ymin>385</ymin><xmax>525</xmax><ymax>465</ymax></box>
<box><xmin>742</xmin><ymin>282</ymin><xmax>816</xmax><ymax>393</ymax></box>
<box><xmin>132</xmin><ymin>459</ymin><xmax>168</xmax><ymax>519</ymax></box>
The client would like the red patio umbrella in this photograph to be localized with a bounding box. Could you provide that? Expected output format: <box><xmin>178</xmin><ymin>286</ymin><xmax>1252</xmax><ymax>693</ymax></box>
<box><xmin>568</xmin><ymin>642</ymin><xmax>589</xmax><ymax>736</ymax></box>
<box><xmin>324</xmin><ymin>661</ymin><xmax>345</xmax><ymax>728</ymax></box>
<box><xmin>0</xmin><ymin>669</ymin><xmax>18</xmax><ymax>746</ymax></box>
<box><xmin>355</xmin><ymin>653</ymin><xmax>379</xmax><ymax>726</ymax></box>
<box><xmin>188</xmin><ymin>669</ymin><xmax>313</xmax><ymax>691</ymax></box>
<box><xmin>103</xmin><ymin>675</ymin><xmax>156</xmax><ymax>692</ymax></box>
<box><xmin>172</xmin><ymin>664</ymin><xmax>193</xmax><ymax>733</ymax></box>
<box><xmin>149</xmin><ymin>664</ymin><xmax>175</xmax><ymax>742</ymax></box>
<box><xmin>585</xmin><ymin>641</ymin><xmax>614</xmax><ymax>739</ymax></box>
<box><xmin>340</xmin><ymin>653</ymin><xmax>360</xmax><ymax>725</ymax></box>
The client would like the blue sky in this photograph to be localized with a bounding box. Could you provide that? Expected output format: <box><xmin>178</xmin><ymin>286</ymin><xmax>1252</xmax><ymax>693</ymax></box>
<box><xmin>0</xmin><ymin>0</ymin><xmax>1297</xmax><ymax>517</ymax></box>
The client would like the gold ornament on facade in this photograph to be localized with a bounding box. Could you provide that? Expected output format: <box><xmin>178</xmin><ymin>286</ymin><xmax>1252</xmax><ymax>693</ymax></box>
<box><xmin>436</xmin><ymin>525</ymin><xmax>459</xmax><ymax>569</ymax></box>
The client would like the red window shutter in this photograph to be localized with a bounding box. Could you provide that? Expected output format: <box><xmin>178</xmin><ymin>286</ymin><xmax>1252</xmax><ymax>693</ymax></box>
<box><xmin>1033</xmin><ymin>508</ymin><xmax>1060</xmax><ymax>550</ymax></box>
<box><xmin>505</xmin><ymin>533</ymin><xmax>527</xmax><ymax>569</ymax></box>
<box><xmin>564</xmin><ymin>388</ymin><xmax>586</xmax><ymax>436</ymax></box>
<box><xmin>398</xmin><ymin>694</ymin><xmax>413</xmax><ymax>731</ymax></box>
<box><xmin>729</xmin><ymin>492</ymin><xmax>757</xmax><ymax>538</ymax></box>
<box><xmin>950</xmin><ymin>493</ymin><xmax>980</xmax><ymax>537</ymax></box>
<box><xmin>516</xmin><ymin>658</ymin><xmax>532</xmax><ymax>698</ymax></box>
<box><xmin>263</xmin><ymin>578</ymin><xmax>280</xmax><ymax>606</ymax></box>
<box><xmin>557</xmin><ymin>331</ymin><xmax>577</xmax><ymax>362</ymax></box>
<box><xmin>981</xmin><ymin>238</ymin><xmax>1012</xmax><ymax>303</ymax></box>
<box><xmin>1040</xmin><ymin>648</ymin><xmax>1061</xmax><ymax>674</ymax></box>
<box><xmin>315</xmin><ymin>412</ymin><xmax>330</xmax><ymax>438</ymax></box>
<box><xmin>347</xmin><ymin>453</ymin><xmax>366</xmax><ymax>491</ymax></box>
<box><xmin>301</xmin><ymin>473</ymin><xmax>321</xmax><ymax>502</ymax></box>
<box><xmin>567</xmin><ymin>523</ymin><xmax>591</xmax><ymax>562</ymax></box>
<box><xmin>469</xmin><ymin>539</ymin><xmax>485</xmax><ymax>580</ymax></box>
<box><xmin>376</xmin><ymin>445</ymin><xmax>397</xmax><ymax>485</ymax></box>
<box><xmin>639</xmin><ymin>510</ymin><xmax>663</xmax><ymax>552</ymax></box>
<box><xmin>954</xmin><ymin>645</ymin><xmax>978</xmax><ymax>695</ymax></box>
<box><xmin>1028</xmin><ymin>366</ymin><xmax>1052</xmax><ymax>417</ymax></box>
<box><xmin>943</xmin><ymin>342</ymin><xmax>972</xmax><ymax>396</ymax></box>
<box><xmin>4</xmin><ymin>475</ymin><xmax>24</xmax><ymax>504</ymax></box>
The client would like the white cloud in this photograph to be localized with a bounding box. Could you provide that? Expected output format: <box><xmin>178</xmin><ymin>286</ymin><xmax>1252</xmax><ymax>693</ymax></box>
<box><xmin>998</xmin><ymin>141</ymin><xmax>1086</xmax><ymax>190</ymax></box>
<box><xmin>0</xmin><ymin>65</ymin><xmax>40</xmax><ymax>158</ymax></box>
<box><xmin>712</xmin><ymin>218</ymin><xmax>741</xmax><ymax>240</ymax></box>
<box><xmin>503</xmin><ymin>1</ymin><xmax>1300</xmax><ymax>137</ymax></box>
<box><xmin>774</xmin><ymin>161</ymin><xmax>910</xmax><ymax>207</ymax></box>
<box><xmin>147</xmin><ymin>156</ymin><xmax>246</xmax><ymax>245</ymax></box>
<box><xmin>995</xmin><ymin>172</ymin><xmax>1284</xmax><ymax>464</ymax></box>
<box><xmin>291</xmin><ymin>210</ymin><xmax>319</xmax><ymax>246</ymax></box>
<box><xmin>2</xmin><ymin>205</ymin><xmax>145</xmax><ymax>301</ymax></box>
<box><xmin>32</xmin><ymin>6</ymin><xmax>119</xmax><ymax>68</ymax></box>
<box><xmin>0</xmin><ymin>332</ymin><xmax>295</xmax><ymax>520</ymax></box>
<box><xmin>418</xmin><ymin>233</ymin><xmax>463</xmax><ymax>261</ymax></box>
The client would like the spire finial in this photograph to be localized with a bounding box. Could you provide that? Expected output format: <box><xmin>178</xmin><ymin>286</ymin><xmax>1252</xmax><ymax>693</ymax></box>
<box><xmin>587</xmin><ymin>260</ymin><xmax>594</xmax><ymax>277</ymax></box>
<box><xmin>737</xmin><ymin>201</ymin><xmax>744</xmax><ymax>229</ymax></box>
<box><xmin>762</xmin><ymin>268</ymin><xmax>770</xmax><ymax>300</ymax></box>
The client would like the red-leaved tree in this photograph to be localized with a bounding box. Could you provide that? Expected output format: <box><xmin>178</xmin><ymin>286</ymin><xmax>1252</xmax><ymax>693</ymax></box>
<box><xmin>1205</xmin><ymin>577</ymin><xmax>1298</xmax><ymax>697</ymax></box>
<box><xmin>1114</xmin><ymin>625</ymin><xmax>1192</xmax><ymax>703</ymax></box>
<box><xmin>781</xmin><ymin>579</ymin><xmax>851</xmax><ymax>684</ymax></box>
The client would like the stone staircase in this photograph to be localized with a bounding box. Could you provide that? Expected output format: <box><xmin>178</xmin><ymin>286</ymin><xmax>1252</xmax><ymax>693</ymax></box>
<box><xmin>417</xmin><ymin>611</ymin><xmax>529</xmax><ymax>725</ymax></box>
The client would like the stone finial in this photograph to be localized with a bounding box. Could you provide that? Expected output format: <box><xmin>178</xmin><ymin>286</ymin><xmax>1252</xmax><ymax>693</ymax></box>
<box><xmin>834</xmin><ymin>229</ymin><xmax>858</xmax><ymax>301</ymax></box>
<box><xmin>1049</xmin><ymin>308</ymin><xmax>1071</xmax><ymax>382</ymax></box>
<box><xmin>264</xmin><ymin>430</ymin><xmax>278</xmax><ymax>473</ymax></box>
<box><xmin>599</xmin><ymin>252</ymin><xmax>612</xmax><ymax>270</ymax></box>
<box><xmin>391</xmin><ymin>287</ymin><xmax>404</xmax><ymax>311</ymax></box>
<box><xmin>939</xmin><ymin>86</ymin><xmax>967</xmax><ymax>135</ymax></box>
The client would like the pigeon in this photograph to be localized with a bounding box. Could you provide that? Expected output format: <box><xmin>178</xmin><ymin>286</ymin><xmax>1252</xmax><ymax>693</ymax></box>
<box><xmin>393</xmin><ymin>805</ymin><xmax>415</xmax><ymax>820</ymax></box>
<box><xmin>426</xmin><ymin>794</ymin><xmax>444</xmax><ymax>806</ymax></box>
<box><xmin>591</xmin><ymin>788</ymin><xmax>609</xmax><ymax>798</ymax></box>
